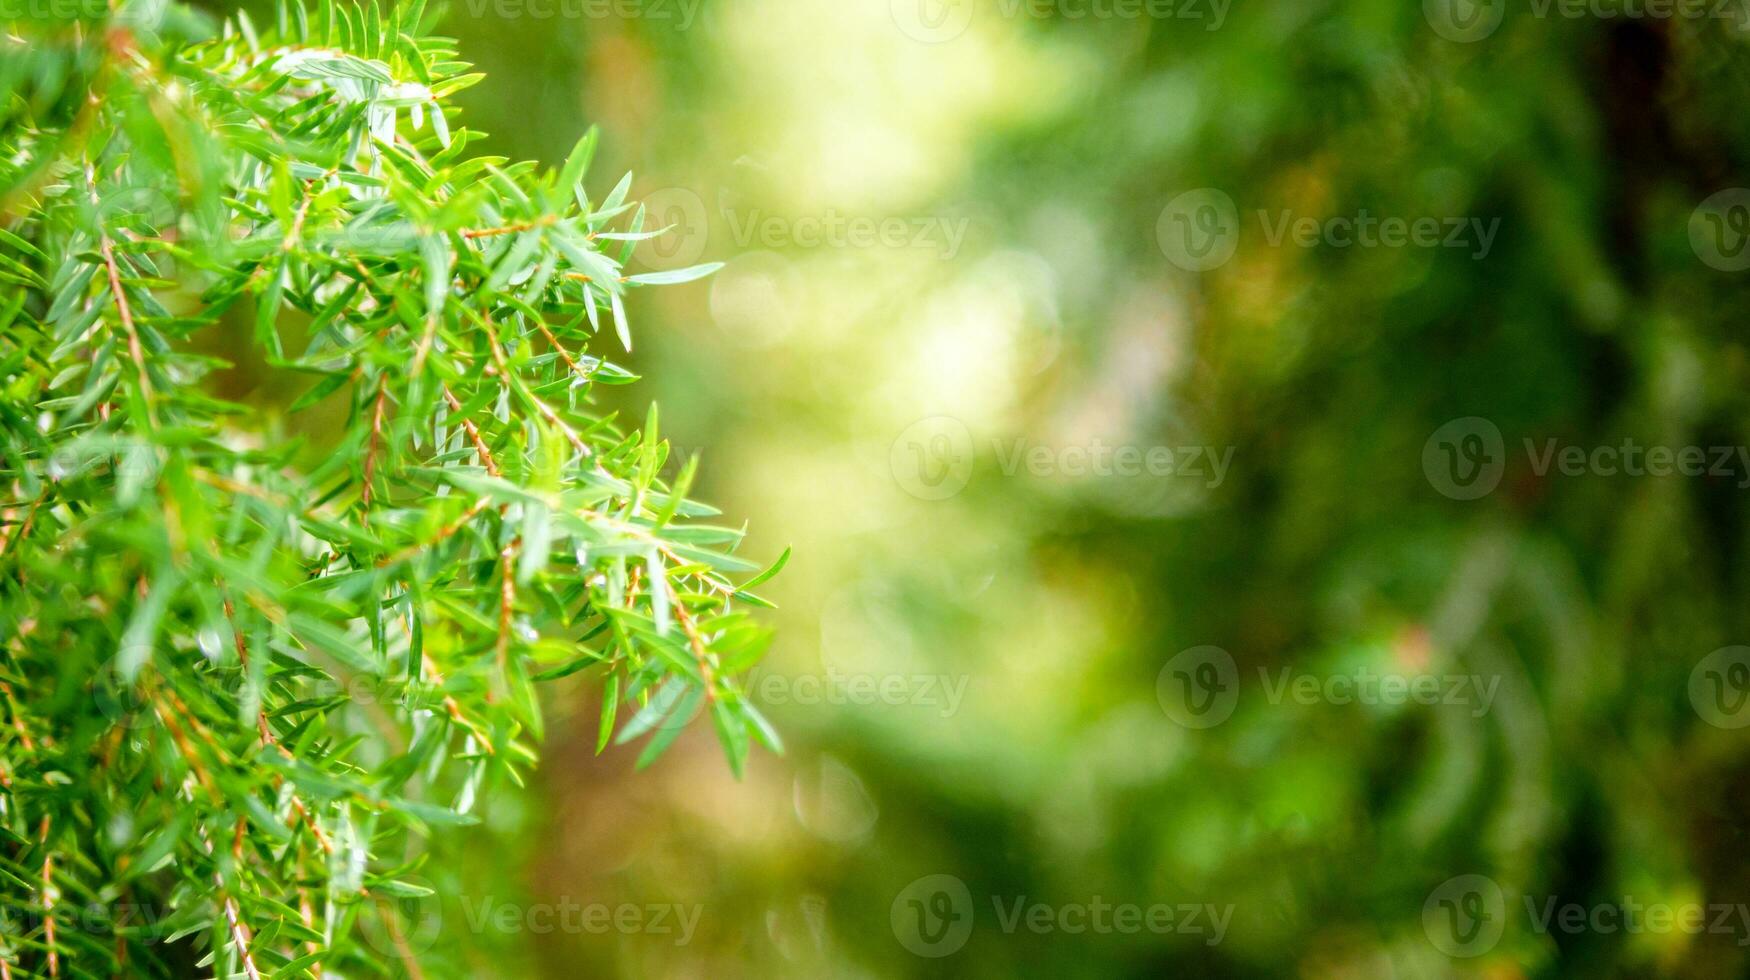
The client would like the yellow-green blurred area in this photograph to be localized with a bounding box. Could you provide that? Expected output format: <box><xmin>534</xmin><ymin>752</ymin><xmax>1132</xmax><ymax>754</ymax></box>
<box><xmin>244</xmin><ymin>0</ymin><xmax>1750</xmax><ymax>975</ymax></box>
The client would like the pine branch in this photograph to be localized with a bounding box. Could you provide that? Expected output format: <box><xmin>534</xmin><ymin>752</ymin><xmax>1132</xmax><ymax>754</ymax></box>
<box><xmin>0</xmin><ymin>2</ymin><xmax>783</xmax><ymax>975</ymax></box>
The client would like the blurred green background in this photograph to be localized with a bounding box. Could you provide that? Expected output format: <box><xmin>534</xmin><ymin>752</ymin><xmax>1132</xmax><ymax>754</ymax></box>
<box><xmin>296</xmin><ymin>0</ymin><xmax>1750</xmax><ymax>975</ymax></box>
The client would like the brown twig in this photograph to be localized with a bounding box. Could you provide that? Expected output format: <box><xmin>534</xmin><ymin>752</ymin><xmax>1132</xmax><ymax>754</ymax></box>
<box><xmin>672</xmin><ymin>599</ymin><xmax>717</xmax><ymax>702</ymax></box>
<box><xmin>191</xmin><ymin>821</ymin><xmax>261</xmax><ymax>980</ymax></box>
<box><xmin>0</xmin><ymin>682</ymin><xmax>35</xmax><ymax>751</ymax></box>
<box><xmin>152</xmin><ymin>695</ymin><xmax>221</xmax><ymax>802</ymax></box>
<box><xmin>221</xmin><ymin>893</ymin><xmax>261</xmax><ymax>980</ymax></box>
<box><xmin>220</xmin><ymin>592</ymin><xmax>336</xmax><ymax>854</ymax></box>
<box><xmin>476</xmin><ymin>311</ymin><xmax>592</xmax><ymax>456</ymax></box>
<box><xmin>38</xmin><ymin>816</ymin><xmax>56</xmax><ymax>979</ymax></box>
<box><xmin>87</xmin><ymin>164</ymin><xmax>158</xmax><ymax>429</ymax></box>
<box><xmin>441</xmin><ymin>387</ymin><xmax>501</xmax><ymax>478</ymax></box>
<box><xmin>0</xmin><ymin>497</ymin><xmax>42</xmax><ymax>568</ymax></box>
<box><xmin>222</xmin><ymin>594</ymin><xmax>274</xmax><ymax>747</ymax></box>
<box><xmin>380</xmin><ymin>897</ymin><xmax>428</xmax><ymax>980</ymax></box>
<box><xmin>361</xmin><ymin>377</ymin><xmax>390</xmax><ymax>513</ymax></box>
<box><xmin>377</xmin><ymin>498</ymin><xmax>493</xmax><ymax>567</ymax></box>
<box><xmin>460</xmin><ymin>215</ymin><xmax>554</xmax><ymax>240</ymax></box>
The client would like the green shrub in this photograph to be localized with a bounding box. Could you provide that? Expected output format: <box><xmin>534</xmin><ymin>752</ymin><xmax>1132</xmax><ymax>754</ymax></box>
<box><xmin>0</xmin><ymin>2</ymin><xmax>781</xmax><ymax>974</ymax></box>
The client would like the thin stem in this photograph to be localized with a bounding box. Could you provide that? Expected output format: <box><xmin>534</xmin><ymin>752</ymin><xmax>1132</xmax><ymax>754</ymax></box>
<box><xmin>461</xmin><ymin>215</ymin><xmax>554</xmax><ymax>240</ymax></box>
<box><xmin>38</xmin><ymin>816</ymin><xmax>55</xmax><ymax>979</ymax></box>
<box><xmin>87</xmin><ymin>165</ymin><xmax>158</xmax><ymax>430</ymax></box>
<box><xmin>362</xmin><ymin>377</ymin><xmax>390</xmax><ymax>512</ymax></box>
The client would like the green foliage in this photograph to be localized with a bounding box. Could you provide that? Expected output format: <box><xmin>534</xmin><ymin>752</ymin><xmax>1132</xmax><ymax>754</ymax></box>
<box><xmin>0</xmin><ymin>2</ymin><xmax>777</xmax><ymax>975</ymax></box>
<box><xmin>468</xmin><ymin>6</ymin><xmax>1750</xmax><ymax>977</ymax></box>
